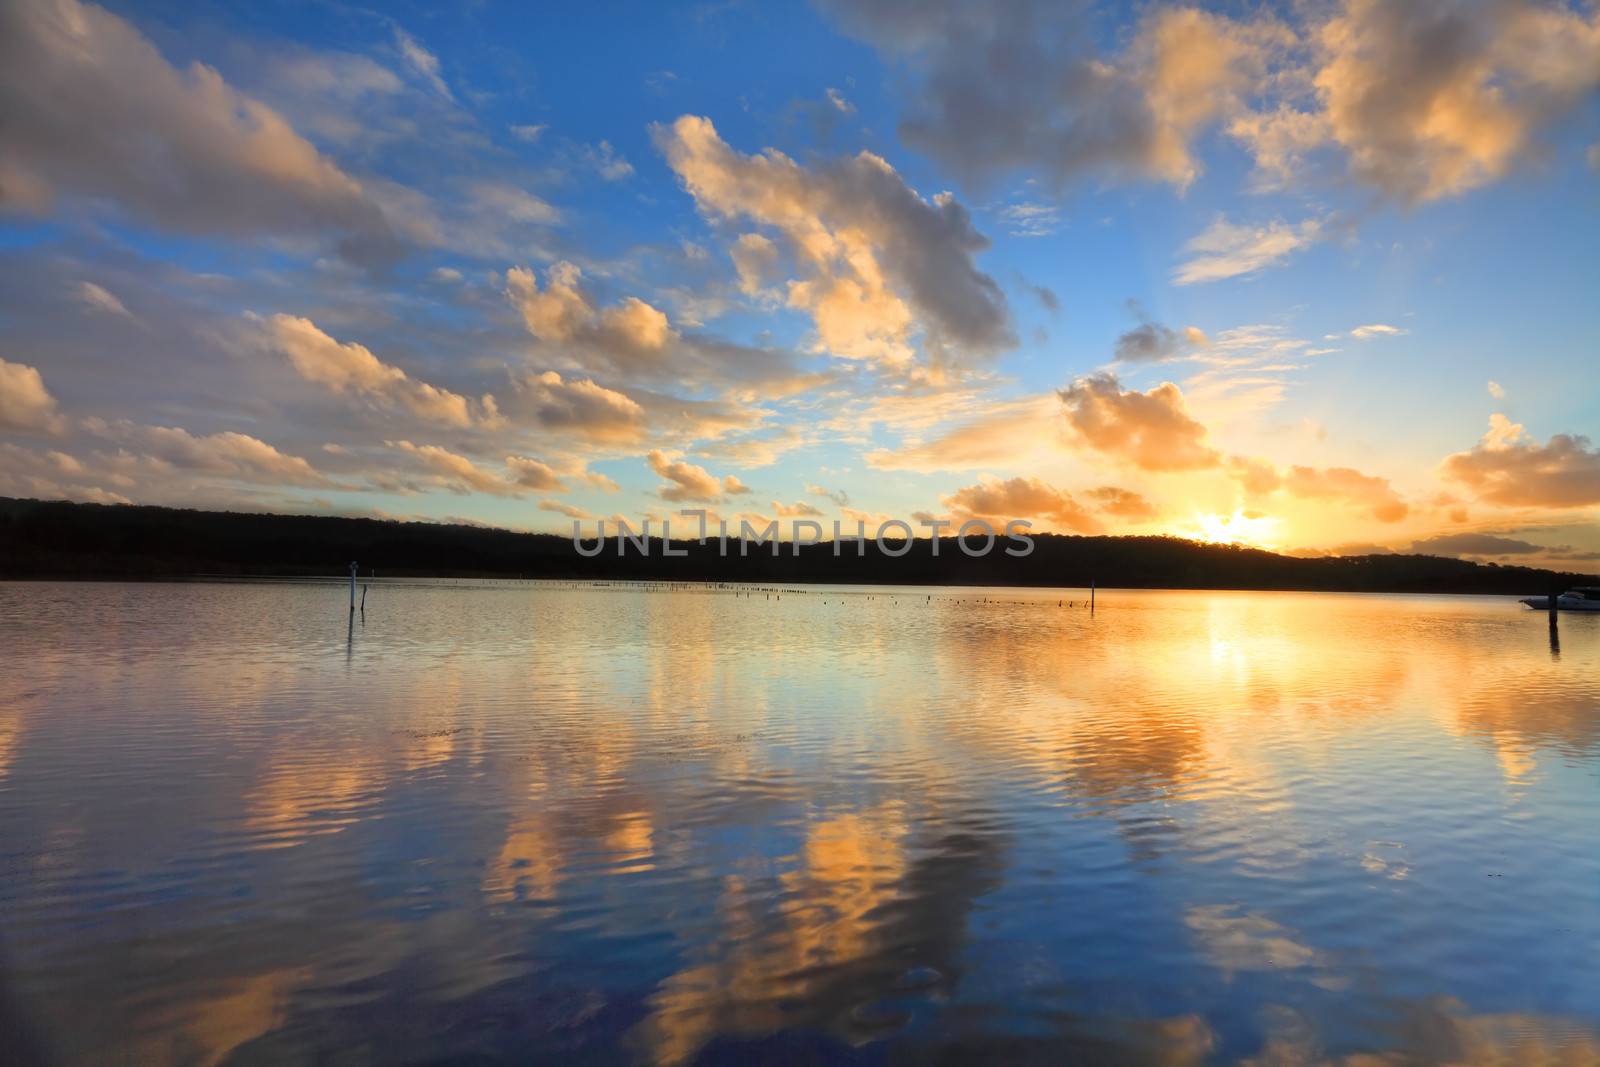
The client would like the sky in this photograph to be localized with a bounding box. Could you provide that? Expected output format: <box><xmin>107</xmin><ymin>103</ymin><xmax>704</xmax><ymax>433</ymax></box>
<box><xmin>0</xmin><ymin>0</ymin><xmax>1597</xmax><ymax>567</ymax></box>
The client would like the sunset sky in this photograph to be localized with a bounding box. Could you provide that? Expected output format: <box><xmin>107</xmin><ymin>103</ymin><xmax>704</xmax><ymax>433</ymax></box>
<box><xmin>1</xmin><ymin>0</ymin><xmax>1597</xmax><ymax>565</ymax></box>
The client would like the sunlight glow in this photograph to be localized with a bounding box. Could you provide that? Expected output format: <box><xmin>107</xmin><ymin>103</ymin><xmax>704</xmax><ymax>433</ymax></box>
<box><xmin>1189</xmin><ymin>510</ymin><xmax>1281</xmax><ymax>549</ymax></box>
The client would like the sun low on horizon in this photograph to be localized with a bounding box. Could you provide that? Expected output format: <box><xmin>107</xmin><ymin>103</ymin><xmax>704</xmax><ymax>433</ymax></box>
<box><xmin>1</xmin><ymin>0</ymin><xmax>1597</xmax><ymax>569</ymax></box>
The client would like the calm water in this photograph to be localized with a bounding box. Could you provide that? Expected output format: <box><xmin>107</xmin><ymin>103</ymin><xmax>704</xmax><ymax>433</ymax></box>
<box><xmin>1</xmin><ymin>581</ymin><xmax>1597</xmax><ymax>1065</ymax></box>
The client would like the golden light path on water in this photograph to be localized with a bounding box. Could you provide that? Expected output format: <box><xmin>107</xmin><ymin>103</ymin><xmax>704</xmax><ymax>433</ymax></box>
<box><xmin>0</xmin><ymin>581</ymin><xmax>1597</xmax><ymax>1064</ymax></box>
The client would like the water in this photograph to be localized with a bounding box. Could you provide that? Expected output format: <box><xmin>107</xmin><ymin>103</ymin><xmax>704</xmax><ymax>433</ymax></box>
<box><xmin>1</xmin><ymin>581</ymin><xmax>1597</xmax><ymax>1065</ymax></box>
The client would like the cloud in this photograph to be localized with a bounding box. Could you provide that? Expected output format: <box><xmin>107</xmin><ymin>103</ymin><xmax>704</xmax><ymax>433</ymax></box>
<box><xmin>821</xmin><ymin>2</ymin><xmax>1287</xmax><ymax>192</ymax></box>
<box><xmin>127</xmin><ymin>424</ymin><xmax>328</xmax><ymax>486</ymax></box>
<box><xmin>0</xmin><ymin>0</ymin><xmax>401</xmax><ymax>263</ymax></box>
<box><xmin>808</xmin><ymin>484</ymin><xmax>850</xmax><ymax>508</ymax></box>
<box><xmin>468</xmin><ymin>182</ymin><xmax>560</xmax><ymax>225</ymax></box>
<box><xmin>942</xmin><ymin>476</ymin><xmax>1102</xmax><ymax>533</ymax></box>
<box><xmin>772</xmin><ymin>500</ymin><xmax>823</xmax><ymax>518</ymax></box>
<box><xmin>582</xmin><ymin>140</ymin><xmax>634</xmax><ymax>181</ymax></box>
<box><xmin>516</xmin><ymin>371</ymin><xmax>646</xmax><ymax>444</ymax></box>
<box><xmin>1173</xmin><ymin>215</ymin><xmax>1324</xmax><ymax>285</ymax></box>
<box><xmin>0</xmin><ymin>356</ymin><xmax>64</xmax><ymax>432</ymax></box>
<box><xmin>653</xmin><ymin>114</ymin><xmax>1012</xmax><ymax>365</ymax></box>
<box><xmin>1227</xmin><ymin>454</ymin><xmax>1284</xmax><ymax>497</ymax></box>
<box><xmin>1312</xmin><ymin>0</ymin><xmax>1600</xmax><ymax>203</ymax></box>
<box><xmin>825</xmin><ymin>0</ymin><xmax>1600</xmax><ymax>207</ymax></box>
<box><xmin>1441</xmin><ymin>414</ymin><xmax>1600</xmax><ymax>508</ymax></box>
<box><xmin>506</xmin><ymin>262</ymin><xmax>677</xmax><ymax>373</ymax></box>
<box><xmin>1058</xmin><ymin>373</ymin><xmax>1220</xmax><ymax>471</ymax></box>
<box><xmin>646</xmin><ymin>450</ymin><xmax>750</xmax><ymax>503</ymax></box>
<box><xmin>504</xmin><ymin>455</ymin><xmax>566</xmax><ymax>492</ymax></box>
<box><xmin>1114</xmin><ymin>304</ymin><xmax>1208</xmax><ymax>362</ymax></box>
<box><xmin>1086</xmin><ymin>485</ymin><xmax>1158</xmax><ymax>520</ymax></box>
<box><xmin>539</xmin><ymin>499</ymin><xmax>592</xmax><ymax>520</ymax></box>
<box><xmin>388</xmin><ymin>440</ymin><xmax>520</xmax><ymax>496</ymax></box>
<box><xmin>729</xmin><ymin>232</ymin><xmax>780</xmax><ymax>297</ymax></box>
<box><xmin>75</xmin><ymin>280</ymin><xmax>132</xmax><ymax>318</ymax></box>
<box><xmin>392</xmin><ymin>26</ymin><xmax>451</xmax><ymax>100</ymax></box>
<box><xmin>1410</xmin><ymin>532</ymin><xmax>1547</xmax><ymax>557</ymax></box>
<box><xmin>1284</xmin><ymin>465</ymin><xmax>1408</xmax><ymax>522</ymax></box>
<box><xmin>1487</xmin><ymin>380</ymin><xmax>1505</xmax><ymax>400</ymax></box>
<box><xmin>998</xmin><ymin>201</ymin><xmax>1061</xmax><ymax>238</ymax></box>
<box><xmin>865</xmin><ymin>395</ymin><xmax>1063</xmax><ymax>473</ymax></box>
<box><xmin>1350</xmin><ymin>323</ymin><xmax>1406</xmax><ymax>340</ymax></box>
<box><xmin>509</xmin><ymin>123</ymin><xmax>547</xmax><ymax>143</ymax></box>
<box><xmin>264</xmin><ymin>314</ymin><xmax>487</xmax><ymax>428</ymax></box>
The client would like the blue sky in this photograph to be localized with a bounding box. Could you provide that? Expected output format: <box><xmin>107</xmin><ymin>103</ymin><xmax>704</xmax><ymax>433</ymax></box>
<box><xmin>0</xmin><ymin>0</ymin><xmax>1597</xmax><ymax>565</ymax></box>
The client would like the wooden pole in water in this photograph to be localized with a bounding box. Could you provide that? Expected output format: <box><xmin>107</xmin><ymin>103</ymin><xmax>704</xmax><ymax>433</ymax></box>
<box><xmin>1090</xmin><ymin>579</ymin><xmax>1096</xmax><ymax>613</ymax></box>
<box><xmin>348</xmin><ymin>560</ymin><xmax>358</xmax><ymax>626</ymax></box>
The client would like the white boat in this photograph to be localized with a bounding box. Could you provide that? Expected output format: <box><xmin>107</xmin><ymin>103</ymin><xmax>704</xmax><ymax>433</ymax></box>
<box><xmin>1521</xmin><ymin>587</ymin><xmax>1600</xmax><ymax>612</ymax></box>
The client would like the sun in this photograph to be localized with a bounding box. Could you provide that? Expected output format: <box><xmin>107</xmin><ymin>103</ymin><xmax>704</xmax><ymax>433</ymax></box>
<box><xmin>1190</xmin><ymin>510</ymin><xmax>1281</xmax><ymax>549</ymax></box>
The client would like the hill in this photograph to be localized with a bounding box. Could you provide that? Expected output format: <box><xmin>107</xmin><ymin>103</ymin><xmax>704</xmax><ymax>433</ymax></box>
<box><xmin>0</xmin><ymin>497</ymin><xmax>1591</xmax><ymax>594</ymax></box>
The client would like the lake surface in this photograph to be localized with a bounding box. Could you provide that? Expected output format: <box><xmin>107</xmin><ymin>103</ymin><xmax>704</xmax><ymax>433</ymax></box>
<box><xmin>1</xmin><ymin>581</ymin><xmax>1597</xmax><ymax>1065</ymax></box>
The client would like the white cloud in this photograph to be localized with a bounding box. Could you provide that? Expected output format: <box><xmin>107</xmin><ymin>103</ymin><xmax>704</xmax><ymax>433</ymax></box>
<box><xmin>0</xmin><ymin>356</ymin><xmax>64</xmax><ymax>433</ymax></box>
<box><xmin>1349</xmin><ymin>323</ymin><xmax>1406</xmax><ymax>340</ymax></box>
<box><xmin>1174</xmin><ymin>215</ymin><xmax>1323</xmax><ymax>285</ymax></box>
<box><xmin>392</xmin><ymin>27</ymin><xmax>452</xmax><ymax>100</ymax></box>
<box><xmin>75</xmin><ymin>281</ymin><xmax>133</xmax><ymax>318</ymax></box>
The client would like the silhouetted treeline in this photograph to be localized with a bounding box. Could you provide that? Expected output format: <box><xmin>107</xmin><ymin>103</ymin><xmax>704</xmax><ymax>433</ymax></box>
<box><xmin>0</xmin><ymin>497</ymin><xmax>1591</xmax><ymax>594</ymax></box>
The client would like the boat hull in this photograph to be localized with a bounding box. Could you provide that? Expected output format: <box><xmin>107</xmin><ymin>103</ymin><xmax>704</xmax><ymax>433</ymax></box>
<box><xmin>1521</xmin><ymin>596</ymin><xmax>1600</xmax><ymax>612</ymax></box>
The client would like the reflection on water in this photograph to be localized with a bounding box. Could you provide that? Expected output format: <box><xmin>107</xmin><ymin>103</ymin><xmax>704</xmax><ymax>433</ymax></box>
<box><xmin>1</xmin><ymin>581</ymin><xmax>1598</xmax><ymax>1064</ymax></box>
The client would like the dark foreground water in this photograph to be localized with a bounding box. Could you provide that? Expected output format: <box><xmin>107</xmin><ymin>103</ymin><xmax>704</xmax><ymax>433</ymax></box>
<box><xmin>1</xmin><ymin>581</ymin><xmax>1597</xmax><ymax>1065</ymax></box>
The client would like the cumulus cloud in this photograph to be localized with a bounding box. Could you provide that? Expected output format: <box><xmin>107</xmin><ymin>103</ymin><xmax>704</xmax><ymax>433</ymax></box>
<box><xmin>505</xmin><ymin>262</ymin><xmax>678</xmax><ymax>373</ymax></box>
<box><xmin>516</xmin><ymin>370</ymin><xmax>646</xmax><ymax>444</ymax></box>
<box><xmin>387</xmin><ymin>440</ymin><xmax>527</xmax><ymax>496</ymax></box>
<box><xmin>729</xmin><ymin>232</ymin><xmax>780</xmax><ymax>297</ymax></box>
<box><xmin>504</xmin><ymin>455</ymin><xmax>566</xmax><ymax>492</ymax></box>
<box><xmin>942</xmin><ymin>476</ymin><xmax>1102</xmax><ymax>533</ymax></box>
<box><xmin>1441</xmin><ymin>414</ymin><xmax>1600</xmax><ymax>508</ymax></box>
<box><xmin>823</xmin><ymin>0</ymin><xmax>1600</xmax><ymax>206</ymax></box>
<box><xmin>1173</xmin><ymin>215</ymin><xmax>1324</xmax><ymax>285</ymax></box>
<box><xmin>653</xmin><ymin>114</ymin><xmax>1012</xmax><ymax>365</ymax></box>
<box><xmin>821</xmin><ymin>1</ymin><xmax>1287</xmax><ymax>192</ymax></box>
<box><xmin>1284</xmin><ymin>465</ymin><xmax>1409</xmax><ymax>522</ymax></box>
<box><xmin>1058</xmin><ymin>373</ymin><xmax>1220</xmax><ymax>472</ymax></box>
<box><xmin>1487</xmin><ymin>380</ymin><xmax>1505</xmax><ymax>400</ymax></box>
<box><xmin>0</xmin><ymin>356</ymin><xmax>64</xmax><ymax>432</ymax></box>
<box><xmin>1227</xmin><ymin>454</ymin><xmax>1285</xmax><ymax>498</ymax></box>
<box><xmin>1114</xmin><ymin>304</ymin><xmax>1208</xmax><ymax>362</ymax></box>
<box><xmin>1086</xmin><ymin>485</ymin><xmax>1159</xmax><ymax>520</ymax></box>
<box><xmin>772</xmin><ymin>500</ymin><xmax>823</xmax><ymax>518</ymax></box>
<box><xmin>113</xmin><ymin>423</ymin><xmax>328</xmax><ymax>486</ymax></box>
<box><xmin>1312</xmin><ymin>0</ymin><xmax>1600</xmax><ymax>203</ymax></box>
<box><xmin>0</xmin><ymin>0</ymin><xmax>401</xmax><ymax>263</ymax></box>
<box><xmin>264</xmin><ymin>314</ymin><xmax>488</xmax><ymax>428</ymax></box>
<box><xmin>646</xmin><ymin>450</ymin><xmax>751</xmax><ymax>503</ymax></box>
